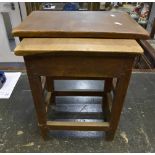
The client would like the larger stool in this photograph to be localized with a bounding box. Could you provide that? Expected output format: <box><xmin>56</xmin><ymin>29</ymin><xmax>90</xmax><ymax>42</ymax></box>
<box><xmin>14</xmin><ymin>38</ymin><xmax>143</xmax><ymax>140</ymax></box>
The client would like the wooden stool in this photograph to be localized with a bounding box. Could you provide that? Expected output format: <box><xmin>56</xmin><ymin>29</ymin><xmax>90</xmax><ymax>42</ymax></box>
<box><xmin>14</xmin><ymin>38</ymin><xmax>143</xmax><ymax>141</ymax></box>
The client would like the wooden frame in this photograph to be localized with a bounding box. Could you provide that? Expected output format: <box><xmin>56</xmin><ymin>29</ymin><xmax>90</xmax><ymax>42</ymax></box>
<box><xmin>23</xmin><ymin>53</ymin><xmax>135</xmax><ymax>141</ymax></box>
<box><xmin>12</xmin><ymin>11</ymin><xmax>147</xmax><ymax>141</ymax></box>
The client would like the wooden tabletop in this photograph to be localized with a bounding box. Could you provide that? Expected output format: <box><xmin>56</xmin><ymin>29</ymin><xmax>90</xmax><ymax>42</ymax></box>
<box><xmin>14</xmin><ymin>38</ymin><xmax>143</xmax><ymax>56</ymax></box>
<box><xmin>12</xmin><ymin>11</ymin><xmax>149</xmax><ymax>39</ymax></box>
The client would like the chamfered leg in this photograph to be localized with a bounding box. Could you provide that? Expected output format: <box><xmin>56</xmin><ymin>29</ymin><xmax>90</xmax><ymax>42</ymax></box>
<box><xmin>46</xmin><ymin>77</ymin><xmax>55</xmax><ymax>104</ymax></box>
<box><xmin>25</xmin><ymin>59</ymin><xmax>48</xmax><ymax>140</ymax></box>
<box><xmin>103</xmin><ymin>78</ymin><xmax>113</xmax><ymax>121</ymax></box>
<box><xmin>105</xmin><ymin>71</ymin><xmax>132</xmax><ymax>141</ymax></box>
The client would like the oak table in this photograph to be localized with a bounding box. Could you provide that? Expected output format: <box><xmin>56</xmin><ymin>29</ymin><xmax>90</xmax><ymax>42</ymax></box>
<box><xmin>13</xmin><ymin>11</ymin><xmax>149</xmax><ymax>141</ymax></box>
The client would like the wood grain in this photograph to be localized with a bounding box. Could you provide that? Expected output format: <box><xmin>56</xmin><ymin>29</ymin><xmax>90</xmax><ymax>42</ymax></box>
<box><xmin>24</xmin><ymin>55</ymin><xmax>134</xmax><ymax>79</ymax></box>
<box><xmin>14</xmin><ymin>38</ymin><xmax>143</xmax><ymax>56</ymax></box>
<box><xmin>14</xmin><ymin>10</ymin><xmax>145</xmax><ymax>141</ymax></box>
<box><xmin>47</xmin><ymin>121</ymin><xmax>110</xmax><ymax>131</ymax></box>
<box><xmin>12</xmin><ymin>11</ymin><xmax>149</xmax><ymax>39</ymax></box>
<box><xmin>23</xmin><ymin>45</ymin><xmax>135</xmax><ymax>140</ymax></box>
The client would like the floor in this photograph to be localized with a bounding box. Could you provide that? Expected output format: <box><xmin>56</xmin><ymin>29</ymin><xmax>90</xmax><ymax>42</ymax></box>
<box><xmin>0</xmin><ymin>72</ymin><xmax>155</xmax><ymax>153</ymax></box>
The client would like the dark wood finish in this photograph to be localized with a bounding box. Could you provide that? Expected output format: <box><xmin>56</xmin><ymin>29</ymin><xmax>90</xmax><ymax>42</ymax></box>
<box><xmin>45</xmin><ymin>77</ymin><xmax>55</xmax><ymax>104</ymax></box>
<box><xmin>24</xmin><ymin>55</ymin><xmax>135</xmax><ymax>78</ymax></box>
<box><xmin>24</xmin><ymin>62</ymin><xmax>48</xmax><ymax>139</ymax></box>
<box><xmin>12</xmin><ymin>11</ymin><xmax>149</xmax><ymax>39</ymax></box>
<box><xmin>104</xmin><ymin>79</ymin><xmax>113</xmax><ymax>93</ymax></box>
<box><xmin>13</xmin><ymin>10</ymin><xmax>145</xmax><ymax>140</ymax></box>
<box><xmin>106</xmin><ymin>61</ymin><xmax>133</xmax><ymax>140</ymax></box>
<box><xmin>107</xmin><ymin>92</ymin><xmax>113</xmax><ymax>110</ymax></box>
<box><xmin>45</xmin><ymin>92</ymin><xmax>51</xmax><ymax>112</ymax></box>
<box><xmin>45</xmin><ymin>77</ymin><xmax>53</xmax><ymax>92</ymax></box>
<box><xmin>14</xmin><ymin>37</ymin><xmax>143</xmax><ymax>140</ymax></box>
<box><xmin>23</xmin><ymin>50</ymin><xmax>137</xmax><ymax>140</ymax></box>
<box><xmin>102</xmin><ymin>79</ymin><xmax>113</xmax><ymax>121</ymax></box>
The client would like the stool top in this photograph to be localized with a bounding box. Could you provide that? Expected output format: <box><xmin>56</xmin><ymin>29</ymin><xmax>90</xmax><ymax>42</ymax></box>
<box><xmin>12</xmin><ymin>11</ymin><xmax>149</xmax><ymax>39</ymax></box>
<box><xmin>14</xmin><ymin>38</ymin><xmax>143</xmax><ymax>56</ymax></box>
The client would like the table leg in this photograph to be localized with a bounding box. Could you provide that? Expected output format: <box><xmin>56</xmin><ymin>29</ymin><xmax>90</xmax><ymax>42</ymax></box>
<box><xmin>105</xmin><ymin>72</ymin><xmax>132</xmax><ymax>141</ymax></box>
<box><xmin>103</xmin><ymin>78</ymin><xmax>113</xmax><ymax>121</ymax></box>
<box><xmin>46</xmin><ymin>77</ymin><xmax>55</xmax><ymax>104</ymax></box>
<box><xmin>27</xmin><ymin>73</ymin><xmax>48</xmax><ymax>140</ymax></box>
<box><xmin>104</xmin><ymin>78</ymin><xmax>113</xmax><ymax>93</ymax></box>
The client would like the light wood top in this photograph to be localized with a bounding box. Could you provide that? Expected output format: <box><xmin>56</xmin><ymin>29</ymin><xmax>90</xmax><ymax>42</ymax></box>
<box><xmin>14</xmin><ymin>38</ymin><xmax>143</xmax><ymax>56</ymax></box>
<box><xmin>12</xmin><ymin>11</ymin><xmax>149</xmax><ymax>39</ymax></box>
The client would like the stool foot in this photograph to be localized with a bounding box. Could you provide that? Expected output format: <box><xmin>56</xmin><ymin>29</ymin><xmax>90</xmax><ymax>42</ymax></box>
<box><xmin>105</xmin><ymin>131</ymin><xmax>115</xmax><ymax>141</ymax></box>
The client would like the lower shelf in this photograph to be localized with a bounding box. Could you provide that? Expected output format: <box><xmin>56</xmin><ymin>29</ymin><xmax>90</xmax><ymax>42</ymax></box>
<box><xmin>47</xmin><ymin>120</ymin><xmax>110</xmax><ymax>131</ymax></box>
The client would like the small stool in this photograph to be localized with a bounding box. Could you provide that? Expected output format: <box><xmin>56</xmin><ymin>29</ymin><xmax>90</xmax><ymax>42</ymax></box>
<box><xmin>14</xmin><ymin>38</ymin><xmax>143</xmax><ymax>141</ymax></box>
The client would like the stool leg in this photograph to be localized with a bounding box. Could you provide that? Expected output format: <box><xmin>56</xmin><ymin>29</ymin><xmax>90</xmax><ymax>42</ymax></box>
<box><xmin>27</xmin><ymin>74</ymin><xmax>48</xmax><ymax>140</ymax></box>
<box><xmin>103</xmin><ymin>78</ymin><xmax>113</xmax><ymax>121</ymax></box>
<box><xmin>104</xmin><ymin>78</ymin><xmax>113</xmax><ymax>93</ymax></box>
<box><xmin>105</xmin><ymin>72</ymin><xmax>132</xmax><ymax>141</ymax></box>
<box><xmin>46</xmin><ymin>77</ymin><xmax>55</xmax><ymax>104</ymax></box>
